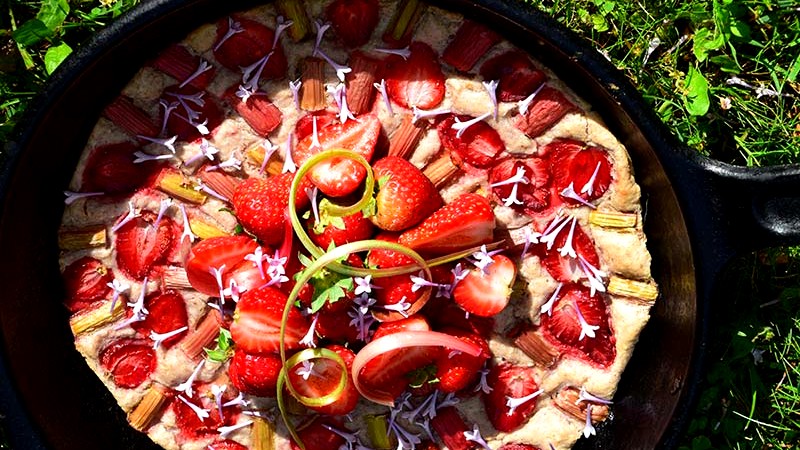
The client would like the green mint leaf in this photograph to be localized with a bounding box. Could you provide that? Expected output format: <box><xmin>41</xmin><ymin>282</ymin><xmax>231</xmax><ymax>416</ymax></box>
<box><xmin>309</xmin><ymin>271</ymin><xmax>354</xmax><ymax>313</ymax></box>
<box><xmin>204</xmin><ymin>329</ymin><xmax>234</xmax><ymax>363</ymax></box>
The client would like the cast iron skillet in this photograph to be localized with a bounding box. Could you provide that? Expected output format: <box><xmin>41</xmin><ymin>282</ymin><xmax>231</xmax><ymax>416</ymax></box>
<box><xmin>2</xmin><ymin>0</ymin><xmax>800</xmax><ymax>448</ymax></box>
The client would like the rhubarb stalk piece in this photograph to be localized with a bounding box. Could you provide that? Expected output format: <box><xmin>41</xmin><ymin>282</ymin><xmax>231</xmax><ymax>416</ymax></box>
<box><xmin>150</xmin><ymin>44</ymin><xmax>215</xmax><ymax>89</ymax></box>
<box><xmin>128</xmin><ymin>384</ymin><xmax>169</xmax><ymax>431</ymax></box>
<box><xmin>246</xmin><ymin>142</ymin><xmax>284</xmax><ymax>176</ymax></box>
<box><xmin>103</xmin><ymin>96</ymin><xmax>160</xmax><ymax>137</ymax></box>
<box><xmin>276</xmin><ymin>0</ymin><xmax>311</xmax><ymax>41</ymax></box>
<box><xmin>607</xmin><ymin>276</ymin><xmax>659</xmax><ymax>302</ymax></box>
<box><xmin>514</xmin><ymin>328</ymin><xmax>560</xmax><ymax>368</ymax></box>
<box><xmin>382</xmin><ymin>0</ymin><xmax>425</xmax><ymax>48</ymax></box>
<box><xmin>180</xmin><ymin>309</ymin><xmax>223</xmax><ymax>359</ymax></box>
<box><xmin>442</xmin><ymin>20</ymin><xmax>502</xmax><ymax>72</ymax></box>
<box><xmin>198</xmin><ymin>169</ymin><xmax>242</xmax><ymax>201</ymax></box>
<box><xmin>514</xmin><ymin>86</ymin><xmax>576</xmax><ymax>137</ymax></box>
<box><xmin>59</xmin><ymin>225</ymin><xmax>108</xmax><ymax>251</ymax></box>
<box><xmin>589</xmin><ymin>210</ymin><xmax>638</xmax><ymax>228</ymax></box>
<box><xmin>156</xmin><ymin>170</ymin><xmax>208</xmax><ymax>205</ymax></box>
<box><xmin>422</xmin><ymin>153</ymin><xmax>460</xmax><ymax>188</ymax></box>
<box><xmin>70</xmin><ymin>299</ymin><xmax>125</xmax><ymax>335</ymax></box>
<box><xmin>345</xmin><ymin>52</ymin><xmax>379</xmax><ymax>115</ymax></box>
<box><xmin>252</xmin><ymin>416</ymin><xmax>276</xmax><ymax>450</ymax></box>
<box><xmin>553</xmin><ymin>386</ymin><xmax>610</xmax><ymax>422</ymax></box>
<box><xmin>388</xmin><ymin>113</ymin><xmax>428</xmax><ymax>159</ymax></box>
<box><xmin>300</xmin><ymin>57</ymin><xmax>326</xmax><ymax>111</ymax></box>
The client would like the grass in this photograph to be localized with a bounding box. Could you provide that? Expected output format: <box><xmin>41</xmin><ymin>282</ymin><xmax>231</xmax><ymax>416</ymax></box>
<box><xmin>1</xmin><ymin>0</ymin><xmax>799</xmax><ymax>449</ymax></box>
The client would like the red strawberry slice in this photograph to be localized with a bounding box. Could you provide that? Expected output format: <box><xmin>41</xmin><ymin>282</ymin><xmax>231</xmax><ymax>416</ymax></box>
<box><xmin>488</xmin><ymin>157</ymin><xmax>553</xmax><ymax>216</ymax></box>
<box><xmin>535</xmin><ymin>219</ymin><xmax>601</xmax><ymax>283</ymax></box>
<box><xmin>498</xmin><ymin>444</ymin><xmax>542</xmax><ymax>450</ymax></box>
<box><xmin>293</xmin><ymin>114</ymin><xmax>382</xmax><ymax>197</ymax></box>
<box><xmin>224</xmin><ymin>84</ymin><xmax>282</xmax><ymax>137</ymax></box>
<box><xmin>423</xmin><ymin>294</ymin><xmax>495</xmax><ymax>339</ymax></box>
<box><xmin>453</xmin><ymin>254</ymin><xmax>517</xmax><ymax>317</ymax></box>
<box><xmin>545</xmin><ymin>140</ymin><xmax>612</xmax><ymax>204</ymax></box>
<box><xmin>102</xmin><ymin>96</ymin><xmax>160</xmax><ymax>137</ymax></box>
<box><xmin>129</xmin><ymin>290</ymin><xmax>188</xmax><ymax>348</ymax></box>
<box><xmin>513</xmin><ymin>86</ymin><xmax>576</xmax><ymax>137</ymax></box>
<box><xmin>150</xmin><ymin>44</ymin><xmax>215</xmax><ymax>89</ymax></box>
<box><xmin>287</xmin><ymin>345</ymin><xmax>359</xmax><ymax>415</ymax></box>
<box><xmin>385</xmin><ymin>42</ymin><xmax>446</xmax><ymax>110</ymax></box>
<box><xmin>173</xmin><ymin>384</ymin><xmax>238</xmax><ymax>440</ymax></box>
<box><xmin>398</xmin><ymin>193</ymin><xmax>495</xmax><ymax>255</ymax></box>
<box><xmin>99</xmin><ymin>339</ymin><xmax>156</xmax><ymax>388</ymax></box>
<box><xmin>232</xmin><ymin>173</ymin><xmax>311</xmax><ymax>246</ymax></box>
<box><xmin>371</xmin><ymin>156</ymin><xmax>443</xmax><ymax>231</ymax></box>
<box><xmin>430</xmin><ymin>406</ymin><xmax>472</xmax><ymax>450</ymax></box>
<box><xmin>435</xmin><ymin>328</ymin><xmax>490</xmax><ymax>393</ymax></box>
<box><xmin>185</xmin><ymin>235</ymin><xmax>260</xmax><ymax>296</ymax></box>
<box><xmin>540</xmin><ymin>284</ymin><xmax>616</xmax><ymax>367</ymax></box>
<box><xmin>479</xmin><ymin>50</ymin><xmax>547</xmax><ymax>102</ymax></box>
<box><xmin>81</xmin><ymin>142</ymin><xmax>163</xmax><ymax>195</ymax></box>
<box><xmin>62</xmin><ymin>256</ymin><xmax>114</xmax><ymax>313</ymax></box>
<box><xmin>482</xmin><ymin>362</ymin><xmax>541</xmax><ymax>432</ymax></box>
<box><xmin>208</xmin><ymin>440</ymin><xmax>248</xmax><ymax>450</ymax></box>
<box><xmin>213</xmin><ymin>16</ymin><xmax>288</xmax><ymax>78</ymax></box>
<box><xmin>307</xmin><ymin>211</ymin><xmax>375</xmax><ymax>249</ymax></box>
<box><xmin>442</xmin><ymin>20</ymin><xmax>502</xmax><ymax>72</ymax></box>
<box><xmin>327</xmin><ymin>0</ymin><xmax>380</xmax><ymax>47</ymax></box>
<box><xmin>115</xmin><ymin>211</ymin><xmax>178</xmax><ymax>280</ymax></box>
<box><xmin>438</xmin><ymin>114</ymin><xmax>506</xmax><ymax>169</ymax></box>
<box><xmin>295</xmin><ymin>111</ymin><xmax>338</xmax><ymax>141</ymax></box>
<box><xmin>291</xmin><ymin>417</ymin><xmax>347</xmax><ymax>450</ymax></box>
<box><xmin>228</xmin><ymin>349</ymin><xmax>282</xmax><ymax>397</ymax></box>
<box><xmin>230</xmin><ymin>285</ymin><xmax>308</xmax><ymax>353</ymax></box>
<box><xmin>163</xmin><ymin>84</ymin><xmax>224</xmax><ymax>142</ymax></box>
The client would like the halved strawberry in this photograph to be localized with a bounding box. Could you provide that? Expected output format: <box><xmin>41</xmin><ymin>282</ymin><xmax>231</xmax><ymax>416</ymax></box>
<box><xmin>535</xmin><ymin>221</ymin><xmax>601</xmax><ymax>283</ymax></box>
<box><xmin>115</xmin><ymin>211</ymin><xmax>178</xmax><ymax>280</ymax></box>
<box><xmin>288</xmin><ymin>344</ymin><xmax>359</xmax><ymax>415</ymax></box>
<box><xmin>293</xmin><ymin>114</ymin><xmax>382</xmax><ymax>197</ymax></box>
<box><xmin>479</xmin><ymin>50</ymin><xmax>547</xmax><ymax>102</ymax></box>
<box><xmin>81</xmin><ymin>142</ymin><xmax>162</xmax><ymax>195</ymax></box>
<box><xmin>442</xmin><ymin>20</ymin><xmax>502</xmax><ymax>72</ymax></box>
<box><xmin>384</xmin><ymin>42</ymin><xmax>446</xmax><ymax>110</ymax></box>
<box><xmin>102</xmin><ymin>96</ymin><xmax>160</xmax><ymax>137</ymax></box>
<box><xmin>371</xmin><ymin>156</ymin><xmax>443</xmax><ymax>231</ymax></box>
<box><xmin>308</xmin><ymin>210</ymin><xmax>375</xmax><ymax>249</ymax></box>
<box><xmin>513</xmin><ymin>86</ymin><xmax>576</xmax><ymax>138</ymax></box>
<box><xmin>99</xmin><ymin>339</ymin><xmax>156</xmax><ymax>388</ymax></box>
<box><xmin>453</xmin><ymin>254</ymin><xmax>516</xmax><ymax>317</ymax></box>
<box><xmin>545</xmin><ymin>140</ymin><xmax>612</xmax><ymax>204</ymax></box>
<box><xmin>488</xmin><ymin>157</ymin><xmax>553</xmax><ymax>215</ymax></box>
<box><xmin>327</xmin><ymin>0</ymin><xmax>380</xmax><ymax>47</ymax></box>
<box><xmin>294</xmin><ymin>111</ymin><xmax>338</xmax><ymax>141</ymax></box>
<box><xmin>185</xmin><ymin>235</ymin><xmax>260</xmax><ymax>296</ymax></box>
<box><xmin>213</xmin><ymin>16</ymin><xmax>288</xmax><ymax>78</ymax></box>
<box><xmin>130</xmin><ymin>290</ymin><xmax>189</xmax><ymax>348</ymax></box>
<box><xmin>62</xmin><ymin>256</ymin><xmax>114</xmax><ymax>313</ymax></box>
<box><xmin>228</xmin><ymin>348</ymin><xmax>282</xmax><ymax>397</ymax></box>
<box><xmin>438</xmin><ymin>114</ymin><xmax>505</xmax><ymax>169</ymax></box>
<box><xmin>482</xmin><ymin>362</ymin><xmax>540</xmax><ymax>432</ymax></box>
<box><xmin>539</xmin><ymin>284</ymin><xmax>616</xmax><ymax>367</ymax></box>
<box><xmin>232</xmin><ymin>173</ymin><xmax>311</xmax><ymax>246</ymax></box>
<box><xmin>163</xmin><ymin>84</ymin><xmax>224</xmax><ymax>142</ymax></box>
<box><xmin>290</xmin><ymin>417</ymin><xmax>347</xmax><ymax>450</ymax></box>
<box><xmin>150</xmin><ymin>44</ymin><xmax>215</xmax><ymax>89</ymax></box>
<box><xmin>435</xmin><ymin>328</ymin><xmax>490</xmax><ymax>393</ymax></box>
<box><xmin>224</xmin><ymin>84</ymin><xmax>282</xmax><ymax>137</ymax></box>
<box><xmin>398</xmin><ymin>193</ymin><xmax>495</xmax><ymax>255</ymax></box>
<box><xmin>230</xmin><ymin>285</ymin><xmax>308</xmax><ymax>353</ymax></box>
<box><xmin>172</xmin><ymin>383</ymin><xmax>238</xmax><ymax>440</ymax></box>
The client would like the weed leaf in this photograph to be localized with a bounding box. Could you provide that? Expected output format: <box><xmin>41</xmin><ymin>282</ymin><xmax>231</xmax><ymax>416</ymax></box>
<box><xmin>12</xmin><ymin>20</ymin><xmax>54</xmax><ymax>47</ymax></box>
<box><xmin>44</xmin><ymin>42</ymin><xmax>72</xmax><ymax>75</ymax></box>
<box><xmin>684</xmin><ymin>66</ymin><xmax>710</xmax><ymax>116</ymax></box>
<box><xmin>38</xmin><ymin>0</ymin><xmax>70</xmax><ymax>31</ymax></box>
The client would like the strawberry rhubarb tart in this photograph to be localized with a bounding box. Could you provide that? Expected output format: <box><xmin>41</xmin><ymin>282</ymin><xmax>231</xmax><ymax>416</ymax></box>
<box><xmin>59</xmin><ymin>0</ymin><xmax>659</xmax><ymax>449</ymax></box>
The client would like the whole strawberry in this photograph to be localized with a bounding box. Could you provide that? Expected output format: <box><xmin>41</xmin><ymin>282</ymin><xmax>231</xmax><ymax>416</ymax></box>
<box><xmin>370</xmin><ymin>156</ymin><xmax>442</xmax><ymax>231</ymax></box>
<box><xmin>232</xmin><ymin>173</ymin><xmax>309</xmax><ymax>246</ymax></box>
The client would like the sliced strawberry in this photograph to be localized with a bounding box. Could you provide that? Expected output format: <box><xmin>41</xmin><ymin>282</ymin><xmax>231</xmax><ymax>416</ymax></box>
<box><xmin>163</xmin><ymin>84</ymin><xmax>224</xmax><ymax>142</ymax></box>
<box><xmin>150</xmin><ymin>44</ymin><xmax>215</xmax><ymax>89</ymax></box>
<box><xmin>442</xmin><ymin>20</ymin><xmax>502</xmax><ymax>72</ymax></box>
<box><xmin>535</xmin><ymin>220</ymin><xmax>601</xmax><ymax>283</ymax></box>
<box><xmin>130</xmin><ymin>290</ymin><xmax>189</xmax><ymax>348</ymax></box>
<box><xmin>213</xmin><ymin>16</ymin><xmax>288</xmax><ymax>78</ymax></box>
<box><xmin>307</xmin><ymin>211</ymin><xmax>375</xmax><ymax>249</ymax></box>
<box><xmin>546</xmin><ymin>140</ymin><xmax>612</xmax><ymax>204</ymax></box>
<box><xmin>488</xmin><ymin>157</ymin><xmax>553</xmax><ymax>216</ymax></box>
<box><xmin>482</xmin><ymin>362</ymin><xmax>540</xmax><ymax>432</ymax></box>
<box><xmin>479</xmin><ymin>50</ymin><xmax>547</xmax><ymax>102</ymax></box>
<box><xmin>498</xmin><ymin>444</ymin><xmax>542</xmax><ymax>450</ymax></box>
<box><xmin>207</xmin><ymin>440</ymin><xmax>248</xmax><ymax>450</ymax></box>
<box><xmin>438</xmin><ymin>114</ymin><xmax>505</xmax><ymax>169</ymax></box>
<box><xmin>232</xmin><ymin>173</ymin><xmax>311</xmax><ymax>246</ymax></box>
<box><xmin>294</xmin><ymin>111</ymin><xmax>338</xmax><ymax>141</ymax></box>
<box><xmin>62</xmin><ymin>256</ymin><xmax>114</xmax><ymax>313</ymax></box>
<box><xmin>228</xmin><ymin>349</ymin><xmax>282</xmax><ymax>397</ymax></box>
<box><xmin>224</xmin><ymin>84</ymin><xmax>282</xmax><ymax>137</ymax></box>
<box><xmin>398</xmin><ymin>193</ymin><xmax>495</xmax><ymax>255</ymax></box>
<box><xmin>430</xmin><ymin>406</ymin><xmax>472</xmax><ymax>450</ymax></box>
<box><xmin>291</xmin><ymin>417</ymin><xmax>347</xmax><ymax>450</ymax></box>
<box><xmin>452</xmin><ymin>254</ymin><xmax>516</xmax><ymax>317</ymax></box>
<box><xmin>423</xmin><ymin>294</ymin><xmax>495</xmax><ymax>339</ymax></box>
<box><xmin>327</xmin><ymin>0</ymin><xmax>380</xmax><ymax>47</ymax></box>
<box><xmin>99</xmin><ymin>339</ymin><xmax>156</xmax><ymax>388</ymax></box>
<box><xmin>540</xmin><ymin>284</ymin><xmax>616</xmax><ymax>367</ymax></box>
<box><xmin>293</xmin><ymin>114</ymin><xmax>382</xmax><ymax>197</ymax></box>
<box><xmin>288</xmin><ymin>344</ymin><xmax>359</xmax><ymax>415</ymax></box>
<box><xmin>435</xmin><ymin>328</ymin><xmax>490</xmax><ymax>393</ymax></box>
<box><xmin>372</xmin><ymin>315</ymin><xmax>431</xmax><ymax>340</ymax></box>
<box><xmin>102</xmin><ymin>96</ymin><xmax>159</xmax><ymax>137</ymax></box>
<box><xmin>185</xmin><ymin>235</ymin><xmax>260</xmax><ymax>296</ymax></box>
<box><xmin>371</xmin><ymin>156</ymin><xmax>443</xmax><ymax>231</ymax></box>
<box><xmin>173</xmin><ymin>383</ymin><xmax>238</xmax><ymax>440</ymax></box>
<box><xmin>345</xmin><ymin>52</ymin><xmax>380</xmax><ymax>115</ymax></box>
<box><xmin>115</xmin><ymin>211</ymin><xmax>178</xmax><ymax>280</ymax></box>
<box><xmin>230</xmin><ymin>285</ymin><xmax>308</xmax><ymax>353</ymax></box>
<box><xmin>81</xmin><ymin>142</ymin><xmax>162</xmax><ymax>195</ymax></box>
<box><xmin>513</xmin><ymin>86</ymin><xmax>576</xmax><ymax>137</ymax></box>
<box><xmin>384</xmin><ymin>42</ymin><xmax>446</xmax><ymax>110</ymax></box>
